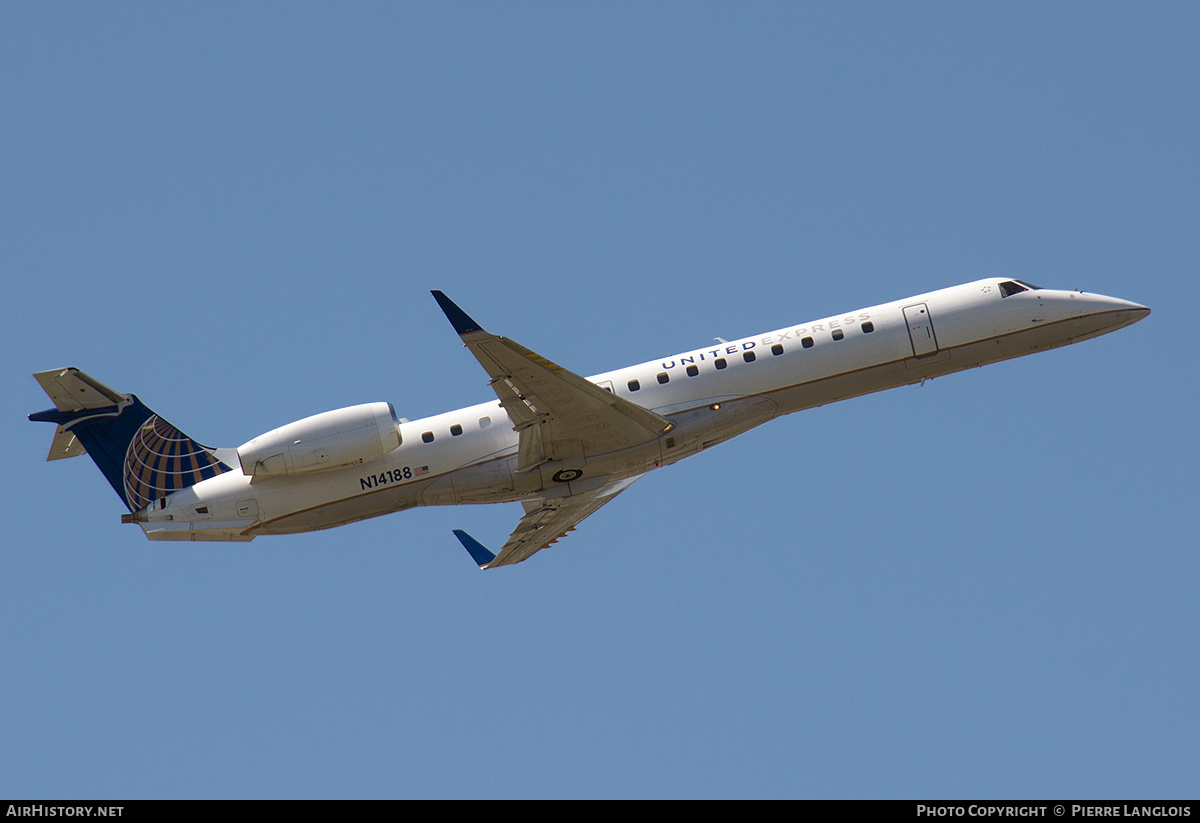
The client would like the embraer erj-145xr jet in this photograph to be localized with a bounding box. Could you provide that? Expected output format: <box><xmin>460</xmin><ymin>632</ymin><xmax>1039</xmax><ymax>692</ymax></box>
<box><xmin>30</xmin><ymin>279</ymin><xmax>1147</xmax><ymax>568</ymax></box>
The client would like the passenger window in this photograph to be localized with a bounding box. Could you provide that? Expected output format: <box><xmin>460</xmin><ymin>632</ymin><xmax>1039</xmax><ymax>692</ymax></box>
<box><xmin>832</xmin><ymin>329</ymin><xmax>844</xmax><ymax>341</ymax></box>
<box><xmin>801</xmin><ymin>337</ymin><xmax>814</xmax><ymax>348</ymax></box>
<box><xmin>743</xmin><ymin>351</ymin><xmax>756</xmax><ymax>363</ymax></box>
<box><xmin>422</xmin><ymin>431</ymin><xmax>434</xmax><ymax>443</ymax></box>
<box><xmin>861</xmin><ymin>322</ymin><xmax>874</xmax><ymax>334</ymax></box>
<box><xmin>686</xmin><ymin>365</ymin><xmax>699</xmax><ymax>377</ymax></box>
<box><xmin>479</xmin><ymin>416</ymin><xmax>491</xmax><ymax>429</ymax></box>
<box><xmin>771</xmin><ymin>344</ymin><xmax>783</xmax><ymax>356</ymax></box>
<box><xmin>657</xmin><ymin>372</ymin><xmax>669</xmax><ymax>384</ymax></box>
<box><xmin>715</xmin><ymin>358</ymin><xmax>727</xmax><ymax>370</ymax></box>
<box><xmin>450</xmin><ymin>424</ymin><xmax>463</xmax><ymax>436</ymax></box>
<box><xmin>628</xmin><ymin>379</ymin><xmax>640</xmax><ymax>392</ymax></box>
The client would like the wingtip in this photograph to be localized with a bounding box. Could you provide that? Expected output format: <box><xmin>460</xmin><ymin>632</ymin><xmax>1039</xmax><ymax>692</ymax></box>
<box><xmin>431</xmin><ymin>291</ymin><xmax>485</xmax><ymax>336</ymax></box>
<box><xmin>452</xmin><ymin>528</ymin><xmax>496</xmax><ymax>569</ymax></box>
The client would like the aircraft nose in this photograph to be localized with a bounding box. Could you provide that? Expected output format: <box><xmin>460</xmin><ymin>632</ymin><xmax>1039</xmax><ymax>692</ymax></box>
<box><xmin>1074</xmin><ymin>293</ymin><xmax>1149</xmax><ymax>334</ymax></box>
<box><xmin>1118</xmin><ymin>299</ymin><xmax>1150</xmax><ymax>317</ymax></box>
<box><xmin>1103</xmin><ymin>295</ymin><xmax>1149</xmax><ymax>320</ymax></box>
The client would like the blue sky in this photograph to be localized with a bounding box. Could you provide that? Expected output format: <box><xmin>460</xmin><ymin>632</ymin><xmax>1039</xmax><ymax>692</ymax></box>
<box><xmin>2</xmin><ymin>2</ymin><xmax>1196</xmax><ymax>799</ymax></box>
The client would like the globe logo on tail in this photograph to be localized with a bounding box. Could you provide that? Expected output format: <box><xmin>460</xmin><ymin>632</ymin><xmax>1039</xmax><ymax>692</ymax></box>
<box><xmin>122</xmin><ymin>415</ymin><xmax>231</xmax><ymax>510</ymax></box>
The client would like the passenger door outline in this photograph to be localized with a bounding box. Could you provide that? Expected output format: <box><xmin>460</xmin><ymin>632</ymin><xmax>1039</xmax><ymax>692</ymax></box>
<box><xmin>903</xmin><ymin>303</ymin><xmax>939</xmax><ymax>357</ymax></box>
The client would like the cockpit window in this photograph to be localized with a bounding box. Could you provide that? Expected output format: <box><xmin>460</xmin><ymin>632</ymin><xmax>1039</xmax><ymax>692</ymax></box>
<box><xmin>1016</xmin><ymin>280</ymin><xmax>1043</xmax><ymax>290</ymax></box>
<box><xmin>999</xmin><ymin>281</ymin><xmax>1028</xmax><ymax>298</ymax></box>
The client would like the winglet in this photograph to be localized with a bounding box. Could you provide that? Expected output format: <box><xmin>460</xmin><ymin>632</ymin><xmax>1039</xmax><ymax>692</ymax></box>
<box><xmin>452</xmin><ymin>529</ymin><xmax>496</xmax><ymax>569</ymax></box>
<box><xmin>432</xmin><ymin>291</ymin><xmax>485</xmax><ymax>336</ymax></box>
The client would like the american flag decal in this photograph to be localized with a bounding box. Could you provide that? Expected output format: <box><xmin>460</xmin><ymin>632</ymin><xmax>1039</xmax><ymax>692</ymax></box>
<box><xmin>414</xmin><ymin>465</ymin><xmax>430</xmax><ymax>477</ymax></box>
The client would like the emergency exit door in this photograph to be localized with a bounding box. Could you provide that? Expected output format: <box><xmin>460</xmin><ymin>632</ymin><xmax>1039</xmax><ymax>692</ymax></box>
<box><xmin>903</xmin><ymin>303</ymin><xmax>938</xmax><ymax>357</ymax></box>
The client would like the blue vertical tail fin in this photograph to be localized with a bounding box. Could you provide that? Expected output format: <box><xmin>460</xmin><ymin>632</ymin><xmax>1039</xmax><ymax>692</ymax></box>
<box><xmin>29</xmin><ymin>368</ymin><xmax>232</xmax><ymax>512</ymax></box>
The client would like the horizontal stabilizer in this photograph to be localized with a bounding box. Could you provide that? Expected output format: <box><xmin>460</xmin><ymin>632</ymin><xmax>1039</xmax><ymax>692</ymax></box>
<box><xmin>46</xmin><ymin>425</ymin><xmax>86</xmax><ymax>460</ymax></box>
<box><xmin>33</xmin><ymin>368</ymin><xmax>125</xmax><ymax>412</ymax></box>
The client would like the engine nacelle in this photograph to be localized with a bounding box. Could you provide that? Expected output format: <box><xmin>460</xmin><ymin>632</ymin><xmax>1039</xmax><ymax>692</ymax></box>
<box><xmin>237</xmin><ymin>402</ymin><xmax>402</xmax><ymax>479</ymax></box>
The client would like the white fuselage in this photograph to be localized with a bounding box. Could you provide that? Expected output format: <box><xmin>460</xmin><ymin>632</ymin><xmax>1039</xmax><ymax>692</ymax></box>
<box><xmin>137</xmin><ymin>279</ymin><xmax>1147</xmax><ymax>541</ymax></box>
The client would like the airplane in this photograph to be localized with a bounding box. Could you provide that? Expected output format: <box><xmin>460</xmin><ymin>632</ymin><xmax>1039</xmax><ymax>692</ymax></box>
<box><xmin>29</xmin><ymin>279</ymin><xmax>1148</xmax><ymax>569</ymax></box>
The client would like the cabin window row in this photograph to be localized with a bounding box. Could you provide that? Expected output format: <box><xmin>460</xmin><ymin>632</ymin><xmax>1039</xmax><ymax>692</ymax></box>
<box><xmin>421</xmin><ymin>415</ymin><xmax>493</xmax><ymax>443</ymax></box>
<box><xmin>625</xmin><ymin>322</ymin><xmax>875</xmax><ymax>391</ymax></box>
<box><xmin>404</xmin><ymin>318</ymin><xmax>875</xmax><ymax>438</ymax></box>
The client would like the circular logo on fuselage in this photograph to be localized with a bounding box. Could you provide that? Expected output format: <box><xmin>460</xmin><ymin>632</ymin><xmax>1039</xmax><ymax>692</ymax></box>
<box><xmin>552</xmin><ymin>469</ymin><xmax>583</xmax><ymax>483</ymax></box>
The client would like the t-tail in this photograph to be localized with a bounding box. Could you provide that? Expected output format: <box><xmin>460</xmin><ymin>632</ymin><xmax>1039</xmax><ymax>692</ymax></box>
<box><xmin>28</xmin><ymin>368</ymin><xmax>232</xmax><ymax>512</ymax></box>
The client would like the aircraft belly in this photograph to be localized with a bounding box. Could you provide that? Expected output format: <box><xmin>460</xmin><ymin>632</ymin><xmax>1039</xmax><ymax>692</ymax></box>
<box><xmin>449</xmin><ymin>455</ymin><xmax>516</xmax><ymax>504</ymax></box>
<box><xmin>769</xmin><ymin>316</ymin><xmax>1127</xmax><ymax>416</ymax></box>
<box><xmin>949</xmin><ymin>314</ymin><xmax>1133</xmax><ymax>366</ymax></box>
<box><xmin>142</xmin><ymin>522</ymin><xmax>256</xmax><ymax>542</ymax></box>
<box><xmin>658</xmin><ymin>395</ymin><xmax>778</xmax><ymax>465</ymax></box>
<box><xmin>253</xmin><ymin>479</ymin><xmax>426</xmax><ymax>534</ymax></box>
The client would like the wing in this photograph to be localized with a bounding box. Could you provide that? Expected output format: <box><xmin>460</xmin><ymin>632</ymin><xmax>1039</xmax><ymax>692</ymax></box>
<box><xmin>453</xmin><ymin>475</ymin><xmax>641</xmax><ymax>568</ymax></box>
<box><xmin>432</xmin><ymin>291</ymin><xmax>673</xmax><ymax>474</ymax></box>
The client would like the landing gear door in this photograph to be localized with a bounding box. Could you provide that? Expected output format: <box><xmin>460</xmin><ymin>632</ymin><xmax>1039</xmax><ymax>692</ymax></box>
<box><xmin>903</xmin><ymin>303</ymin><xmax>939</xmax><ymax>357</ymax></box>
